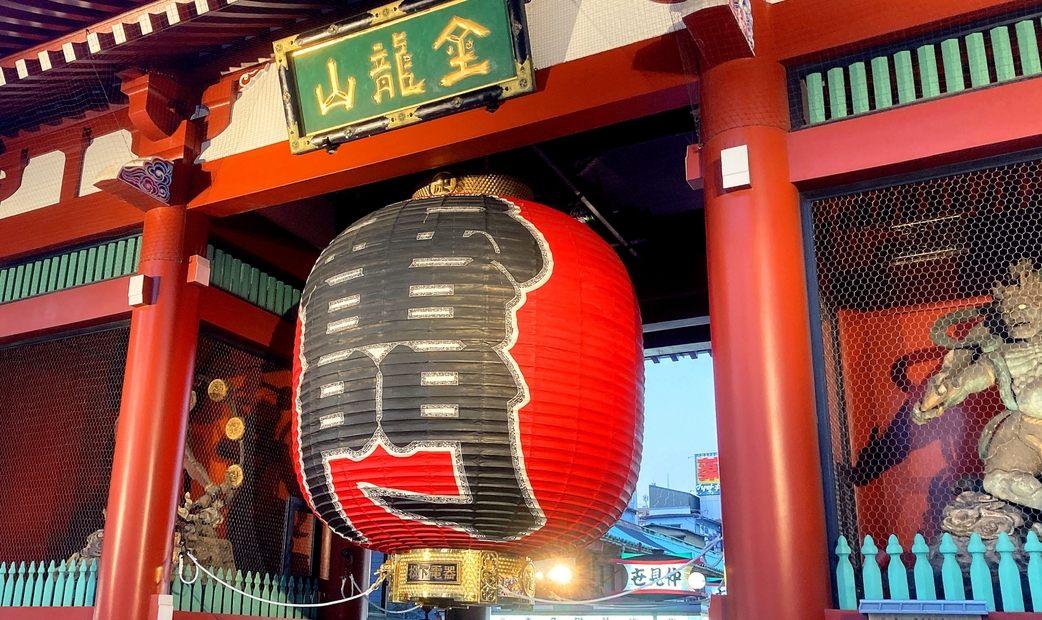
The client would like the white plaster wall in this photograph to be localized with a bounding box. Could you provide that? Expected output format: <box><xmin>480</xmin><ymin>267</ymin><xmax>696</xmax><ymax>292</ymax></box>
<box><xmin>527</xmin><ymin>0</ymin><xmax>705</xmax><ymax>70</ymax></box>
<box><xmin>0</xmin><ymin>150</ymin><xmax>66</xmax><ymax>219</ymax></box>
<box><xmin>79</xmin><ymin>129</ymin><xmax>135</xmax><ymax>196</ymax></box>
<box><xmin>196</xmin><ymin>64</ymin><xmax>289</xmax><ymax>163</ymax></box>
<box><xmin>196</xmin><ymin>0</ymin><xmax>712</xmax><ymax>163</ymax></box>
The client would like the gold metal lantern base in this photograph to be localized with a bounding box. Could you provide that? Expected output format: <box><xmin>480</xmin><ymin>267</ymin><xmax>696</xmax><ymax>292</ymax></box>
<box><xmin>411</xmin><ymin>173</ymin><xmax>534</xmax><ymax>202</ymax></box>
<box><xmin>384</xmin><ymin>549</ymin><xmax>534</xmax><ymax>607</ymax></box>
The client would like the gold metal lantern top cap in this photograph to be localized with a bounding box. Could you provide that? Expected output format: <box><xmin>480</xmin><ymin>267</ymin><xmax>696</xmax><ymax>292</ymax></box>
<box><xmin>412</xmin><ymin>172</ymin><xmax>534</xmax><ymax>201</ymax></box>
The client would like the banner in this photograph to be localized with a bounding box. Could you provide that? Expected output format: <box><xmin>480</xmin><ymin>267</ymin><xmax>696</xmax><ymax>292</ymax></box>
<box><xmin>695</xmin><ymin>453</ymin><xmax>720</xmax><ymax>496</ymax></box>
<box><xmin>614</xmin><ymin>558</ymin><xmax>705</xmax><ymax>595</ymax></box>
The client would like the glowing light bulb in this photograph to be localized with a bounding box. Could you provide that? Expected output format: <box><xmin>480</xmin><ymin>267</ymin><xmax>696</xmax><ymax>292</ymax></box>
<box><xmin>687</xmin><ymin>571</ymin><xmax>706</xmax><ymax>590</ymax></box>
<box><xmin>547</xmin><ymin>564</ymin><xmax>573</xmax><ymax>585</ymax></box>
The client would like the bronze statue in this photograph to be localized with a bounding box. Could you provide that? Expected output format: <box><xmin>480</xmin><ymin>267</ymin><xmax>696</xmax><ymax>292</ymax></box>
<box><xmin>175</xmin><ymin>380</ymin><xmax>245</xmax><ymax>572</ymax></box>
<box><xmin>914</xmin><ymin>259</ymin><xmax>1042</xmax><ymax>511</ymax></box>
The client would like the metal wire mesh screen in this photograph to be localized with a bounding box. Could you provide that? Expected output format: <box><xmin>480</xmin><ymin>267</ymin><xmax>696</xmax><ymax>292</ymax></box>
<box><xmin>184</xmin><ymin>332</ymin><xmax>315</xmax><ymax>578</ymax></box>
<box><xmin>0</xmin><ymin>64</ymin><xmax>132</xmax><ymax>221</ymax></box>
<box><xmin>810</xmin><ymin>158</ymin><xmax>1042</xmax><ymax>554</ymax></box>
<box><xmin>0</xmin><ymin>324</ymin><xmax>129</xmax><ymax>562</ymax></box>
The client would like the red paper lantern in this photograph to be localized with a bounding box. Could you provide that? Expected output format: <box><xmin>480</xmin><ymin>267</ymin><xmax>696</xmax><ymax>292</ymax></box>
<box><xmin>291</xmin><ymin>193</ymin><xmax>643</xmax><ymax>557</ymax></box>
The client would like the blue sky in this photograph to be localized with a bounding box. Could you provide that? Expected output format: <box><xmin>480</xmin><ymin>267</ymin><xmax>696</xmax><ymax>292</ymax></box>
<box><xmin>633</xmin><ymin>355</ymin><xmax>718</xmax><ymax>505</ymax></box>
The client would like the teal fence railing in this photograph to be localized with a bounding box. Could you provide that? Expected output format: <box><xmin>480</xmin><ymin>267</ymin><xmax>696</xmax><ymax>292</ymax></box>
<box><xmin>0</xmin><ymin>234</ymin><xmax>141</xmax><ymax>305</ymax></box>
<box><xmin>0</xmin><ymin>558</ymin><xmax>317</xmax><ymax>617</ymax></box>
<box><xmin>206</xmin><ymin>244</ymin><xmax>302</xmax><ymax>318</ymax></box>
<box><xmin>0</xmin><ymin>559</ymin><xmax>97</xmax><ymax>607</ymax></box>
<box><xmin>836</xmin><ymin>531</ymin><xmax>1042</xmax><ymax>612</ymax></box>
<box><xmin>800</xmin><ymin>17</ymin><xmax>1042</xmax><ymax>126</ymax></box>
<box><xmin>171</xmin><ymin>565</ymin><xmax>320</xmax><ymax>618</ymax></box>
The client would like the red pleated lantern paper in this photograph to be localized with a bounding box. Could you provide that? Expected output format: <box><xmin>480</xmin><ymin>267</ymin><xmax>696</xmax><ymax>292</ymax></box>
<box><xmin>291</xmin><ymin>193</ymin><xmax>643</xmax><ymax>557</ymax></box>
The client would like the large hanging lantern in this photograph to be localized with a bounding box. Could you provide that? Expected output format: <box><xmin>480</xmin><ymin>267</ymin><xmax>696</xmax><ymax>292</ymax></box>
<box><xmin>291</xmin><ymin>175</ymin><xmax>643</xmax><ymax>606</ymax></box>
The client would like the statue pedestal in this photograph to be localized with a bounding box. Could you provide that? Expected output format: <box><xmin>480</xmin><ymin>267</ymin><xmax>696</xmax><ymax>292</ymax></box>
<box><xmin>934</xmin><ymin>491</ymin><xmax>1032</xmax><ymax>566</ymax></box>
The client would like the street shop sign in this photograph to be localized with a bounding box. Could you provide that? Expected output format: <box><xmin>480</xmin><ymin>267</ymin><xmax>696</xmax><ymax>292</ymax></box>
<box><xmin>694</xmin><ymin>452</ymin><xmax>720</xmax><ymax>496</ymax></box>
<box><xmin>614</xmin><ymin>558</ymin><xmax>704</xmax><ymax>595</ymax></box>
<box><xmin>273</xmin><ymin>0</ymin><xmax>534</xmax><ymax>155</ymax></box>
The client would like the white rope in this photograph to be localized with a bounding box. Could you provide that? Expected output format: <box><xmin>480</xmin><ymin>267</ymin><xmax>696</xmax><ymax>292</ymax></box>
<box><xmin>348</xmin><ymin>574</ymin><xmax>423</xmax><ymax>614</ymax></box>
<box><xmin>510</xmin><ymin>534</ymin><xmax>724</xmax><ymax>606</ymax></box>
<box><xmin>177</xmin><ymin>557</ymin><xmax>201</xmax><ymax>585</ymax></box>
<box><xmin>180</xmin><ymin>550</ymin><xmax>382</xmax><ymax>608</ymax></box>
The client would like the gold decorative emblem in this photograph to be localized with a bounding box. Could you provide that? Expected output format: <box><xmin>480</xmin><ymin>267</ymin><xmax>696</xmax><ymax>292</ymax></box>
<box><xmin>224</xmin><ymin>464</ymin><xmax>244</xmax><ymax>488</ymax></box>
<box><xmin>207</xmin><ymin>379</ymin><xmax>229</xmax><ymax>402</ymax></box>
<box><xmin>428</xmin><ymin>172</ymin><xmax>458</xmax><ymax>195</ymax></box>
<box><xmin>189</xmin><ymin>390</ymin><xmax>197</xmax><ymax>411</ymax></box>
<box><xmin>479</xmin><ymin>551</ymin><xmax>498</xmax><ymax>604</ymax></box>
<box><xmin>386</xmin><ymin>548</ymin><xmax>533</xmax><ymax>607</ymax></box>
<box><xmin>225</xmin><ymin>417</ymin><xmax>246</xmax><ymax>441</ymax></box>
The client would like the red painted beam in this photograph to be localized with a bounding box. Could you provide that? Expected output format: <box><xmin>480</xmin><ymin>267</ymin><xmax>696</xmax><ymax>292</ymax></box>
<box><xmin>0</xmin><ymin>192</ymin><xmax>144</xmax><ymax>262</ymax></box>
<box><xmin>209</xmin><ymin>215</ymin><xmax>319</xmax><ymax>282</ymax></box>
<box><xmin>0</xmin><ymin>276</ymin><xmax>132</xmax><ymax>342</ymax></box>
<box><xmin>0</xmin><ymin>109</ymin><xmax>141</xmax><ymax>263</ymax></box>
<box><xmin>188</xmin><ymin>33</ymin><xmax>697</xmax><ymax>218</ymax></box>
<box><xmin>199</xmin><ymin>285</ymin><xmax>295</xmax><ymax>354</ymax></box>
<box><xmin>788</xmin><ymin>77</ymin><xmax>1042</xmax><ymax>188</ymax></box>
<box><xmin>0</xmin><ymin>34</ymin><xmax>694</xmax><ymax>259</ymax></box>
<box><xmin>767</xmin><ymin>0</ymin><xmax>1042</xmax><ymax>64</ymax></box>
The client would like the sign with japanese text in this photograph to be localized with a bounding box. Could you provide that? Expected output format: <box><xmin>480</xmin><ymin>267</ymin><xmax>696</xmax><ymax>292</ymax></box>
<box><xmin>273</xmin><ymin>0</ymin><xmax>534</xmax><ymax>154</ymax></box>
<box><xmin>406</xmin><ymin>561</ymin><xmax>461</xmax><ymax>584</ymax></box>
<box><xmin>695</xmin><ymin>452</ymin><xmax>720</xmax><ymax>496</ymax></box>
<box><xmin>614</xmin><ymin>559</ymin><xmax>703</xmax><ymax>595</ymax></box>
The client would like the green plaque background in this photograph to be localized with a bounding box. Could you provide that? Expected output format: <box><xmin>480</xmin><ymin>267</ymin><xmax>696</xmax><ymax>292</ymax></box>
<box><xmin>275</xmin><ymin>0</ymin><xmax>532</xmax><ymax>154</ymax></box>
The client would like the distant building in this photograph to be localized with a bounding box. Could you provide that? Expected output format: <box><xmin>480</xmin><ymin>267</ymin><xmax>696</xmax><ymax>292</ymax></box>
<box><xmin>644</xmin><ymin>485</ymin><xmax>723</xmax><ymax>544</ymax></box>
<box><xmin>577</xmin><ymin>484</ymin><xmax>725</xmax><ymax>610</ymax></box>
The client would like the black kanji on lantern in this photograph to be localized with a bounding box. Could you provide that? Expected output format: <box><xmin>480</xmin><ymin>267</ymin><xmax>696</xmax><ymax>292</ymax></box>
<box><xmin>295</xmin><ymin>195</ymin><xmax>553</xmax><ymax>542</ymax></box>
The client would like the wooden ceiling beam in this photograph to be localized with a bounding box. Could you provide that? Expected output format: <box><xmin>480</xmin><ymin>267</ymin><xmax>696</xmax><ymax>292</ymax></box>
<box><xmin>0</xmin><ymin>9</ymin><xmax>86</xmax><ymax>32</ymax></box>
<box><xmin>231</xmin><ymin>1</ymin><xmax>330</xmax><ymax>9</ymax></box>
<box><xmin>1</xmin><ymin>0</ymin><xmax>173</xmax><ymax>64</ymax></box>
<box><xmin>0</xmin><ymin>0</ymin><xmax>104</xmax><ymax>24</ymax></box>
<box><xmin>198</xmin><ymin>13</ymin><xmax>310</xmax><ymax>23</ymax></box>
<box><xmin>0</xmin><ymin>27</ymin><xmax>50</xmax><ymax>43</ymax></box>
<box><xmin>46</xmin><ymin>0</ymin><xmax>129</xmax><ymax>13</ymax></box>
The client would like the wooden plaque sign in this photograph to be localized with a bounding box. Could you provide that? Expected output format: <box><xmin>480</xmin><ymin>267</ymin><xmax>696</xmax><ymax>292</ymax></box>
<box><xmin>273</xmin><ymin>0</ymin><xmax>534</xmax><ymax>155</ymax></box>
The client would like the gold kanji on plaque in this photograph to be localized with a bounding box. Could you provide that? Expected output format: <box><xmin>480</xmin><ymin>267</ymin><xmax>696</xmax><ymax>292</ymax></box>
<box><xmin>433</xmin><ymin>16</ymin><xmax>492</xmax><ymax>87</ymax></box>
<box><xmin>316</xmin><ymin>59</ymin><xmax>357</xmax><ymax>115</ymax></box>
<box><xmin>370</xmin><ymin>42</ymin><xmax>395</xmax><ymax>103</ymax></box>
<box><xmin>392</xmin><ymin>32</ymin><xmax>426</xmax><ymax>96</ymax></box>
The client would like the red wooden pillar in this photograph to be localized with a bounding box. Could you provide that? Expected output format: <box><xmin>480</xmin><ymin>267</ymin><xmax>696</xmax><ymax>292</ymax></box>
<box><xmin>318</xmin><ymin>533</ymin><xmax>369</xmax><ymax>620</ymax></box>
<box><xmin>93</xmin><ymin>205</ymin><xmax>208</xmax><ymax>620</ymax></box>
<box><xmin>700</xmin><ymin>57</ymin><xmax>831</xmax><ymax>620</ymax></box>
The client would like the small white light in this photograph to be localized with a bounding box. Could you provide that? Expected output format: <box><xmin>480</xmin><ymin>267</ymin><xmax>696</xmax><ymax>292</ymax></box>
<box><xmin>687</xmin><ymin>571</ymin><xmax>707</xmax><ymax>590</ymax></box>
<box><xmin>547</xmin><ymin>564</ymin><xmax>573</xmax><ymax>585</ymax></box>
<box><xmin>534</xmin><ymin>571</ymin><xmax>544</xmax><ymax>581</ymax></box>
